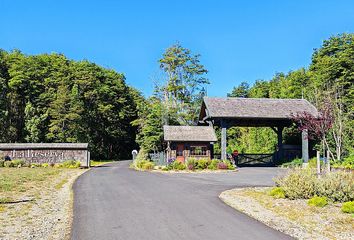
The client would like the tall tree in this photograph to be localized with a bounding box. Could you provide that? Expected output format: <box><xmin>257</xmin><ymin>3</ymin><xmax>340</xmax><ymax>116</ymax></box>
<box><xmin>157</xmin><ymin>43</ymin><xmax>209</xmax><ymax>125</ymax></box>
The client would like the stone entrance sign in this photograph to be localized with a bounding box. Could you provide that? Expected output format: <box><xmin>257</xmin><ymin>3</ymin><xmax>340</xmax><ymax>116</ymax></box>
<box><xmin>0</xmin><ymin>143</ymin><xmax>90</xmax><ymax>167</ymax></box>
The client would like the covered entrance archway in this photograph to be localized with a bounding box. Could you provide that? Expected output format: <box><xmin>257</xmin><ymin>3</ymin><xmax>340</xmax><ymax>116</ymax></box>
<box><xmin>198</xmin><ymin>97</ymin><xmax>318</xmax><ymax>166</ymax></box>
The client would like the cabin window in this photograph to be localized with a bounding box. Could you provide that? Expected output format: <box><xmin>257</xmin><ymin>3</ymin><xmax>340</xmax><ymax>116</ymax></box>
<box><xmin>190</xmin><ymin>146</ymin><xmax>207</xmax><ymax>156</ymax></box>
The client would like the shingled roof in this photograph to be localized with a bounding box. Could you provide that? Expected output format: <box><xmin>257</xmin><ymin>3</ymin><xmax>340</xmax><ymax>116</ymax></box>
<box><xmin>201</xmin><ymin>97</ymin><xmax>318</xmax><ymax>120</ymax></box>
<box><xmin>163</xmin><ymin>126</ymin><xmax>217</xmax><ymax>142</ymax></box>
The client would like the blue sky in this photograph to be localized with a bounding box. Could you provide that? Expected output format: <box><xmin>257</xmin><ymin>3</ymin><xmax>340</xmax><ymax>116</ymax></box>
<box><xmin>1</xmin><ymin>0</ymin><xmax>353</xmax><ymax>97</ymax></box>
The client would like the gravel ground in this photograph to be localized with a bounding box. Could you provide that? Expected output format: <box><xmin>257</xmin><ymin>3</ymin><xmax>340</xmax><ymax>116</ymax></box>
<box><xmin>220</xmin><ymin>187</ymin><xmax>354</xmax><ymax>240</ymax></box>
<box><xmin>0</xmin><ymin>169</ymin><xmax>85</xmax><ymax>240</ymax></box>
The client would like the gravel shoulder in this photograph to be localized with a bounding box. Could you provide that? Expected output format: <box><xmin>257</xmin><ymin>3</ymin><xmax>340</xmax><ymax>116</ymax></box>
<box><xmin>0</xmin><ymin>168</ymin><xmax>86</xmax><ymax>240</ymax></box>
<box><xmin>220</xmin><ymin>187</ymin><xmax>354</xmax><ymax>240</ymax></box>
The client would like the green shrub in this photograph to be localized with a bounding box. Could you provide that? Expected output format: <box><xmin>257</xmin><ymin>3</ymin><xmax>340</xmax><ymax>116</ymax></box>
<box><xmin>0</xmin><ymin>160</ymin><xmax>4</xmax><ymax>167</ymax></box>
<box><xmin>281</xmin><ymin>158</ymin><xmax>303</xmax><ymax>168</ymax></box>
<box><xmin>186</xmin><ymin>158</ymin><xmax>197</xmax><ymax>170</ymax></box>
<box><xmin>275</xmin><ymin>168</ymin><xmax>353</xmax><ymax>202</ymax></box>
<box><xmin>308</xmin><ymin>157</ymin><xmax>324</xmax><ymax>169</ymax></box>
<box><xmin>61</xmin><ymin>160</ymin><xmax>81</xmax><ymax>168</ymax></box>
<box><xmin>31</xmin><ymin>163</ymin><xmax>41</xmax><ymax>168</ymax></box>
<box><xmin>307</xmin><ymin>196</ymin><xmax>328</xmax><ymax>207</ymax></box>
<box><xmin>4</xmin><ymin>161</ymin><xmax>13</xmax><ymax>168</ymax></box>
<box><xmin>136</xmin><ymin>160</ymin><xmax>155</xmax><ymax>170</ymax></box>
<box><xmin>11</xmin><ymin>159</ymin><xmax>25</xmax><ymax>167</ymax></box>
<box><xmin>168</xmin><ymin>160</ymin><xmax>186</xmax><ymax>170</ymax></box>
<box><xmin>275</xmin><ymin>168</ymin><xmax>318</xmax><ymax>199</ymax></box>
<box><xmin>141</xmin><ymin>161</ymin><xmax>155</xmax><ymax>170</ymax></box>
<box><xmin>196</xmin><ymin>158</ymin><xmax>209</xmax><ymax>170</ymax></box>
<box><xmin>332</xmin><ymin>155</ymin><xmax>354</xmax><ymax>170</ymax></box>
<box><xmin>316</xmin><ymin>171</ymin><xmax>354</xmax><ymax>202</ymax></box>
<box><xmin>208</xmin><ymin>159</ymin><xmax>219</xmax><ymax>170</ymax></box>
<box><xmin>341</xmin><ymin>201</ymin><xmax>354</xmax><ymax>214</ymax></box>
<box><xmin>41</xmin><ymin>163</ymin><xmax>49</xmax><ymax>168</ymax></box>
<box><xmin>224</xmin><ymin>160</ymin><xmax>235</xmax><ymax>170</ymax></box>
<box><xmin>269</xmin><ymin>187</ymin><xmax>285</xmax><ymax>198</ymax></box>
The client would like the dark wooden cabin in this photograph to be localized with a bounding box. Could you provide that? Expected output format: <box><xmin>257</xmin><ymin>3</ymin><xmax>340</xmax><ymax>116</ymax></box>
<box><xmin>163</xmin><ymin>126</ymin><xmax>217</xmax><ymax>163</ymax></box>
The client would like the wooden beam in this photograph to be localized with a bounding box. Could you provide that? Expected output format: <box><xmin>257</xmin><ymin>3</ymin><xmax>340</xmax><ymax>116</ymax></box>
<box><xmin>221</xmin><ymin>120</ymin><xmax>227</xmax><ymax>160</ymax></box>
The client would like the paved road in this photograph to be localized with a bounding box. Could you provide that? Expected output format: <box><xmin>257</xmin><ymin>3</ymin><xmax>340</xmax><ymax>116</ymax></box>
<box><xmin>72</xmin><ymin>161</ymin><xmax>292</xmax><ymax>240</ymax></box>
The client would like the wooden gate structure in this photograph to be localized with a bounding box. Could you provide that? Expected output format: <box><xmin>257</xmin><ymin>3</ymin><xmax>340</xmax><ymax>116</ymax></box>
<box><xmin>198</xmin><ymin>97</ymin><xmax>318</xmax><ymax>166</ymax></box>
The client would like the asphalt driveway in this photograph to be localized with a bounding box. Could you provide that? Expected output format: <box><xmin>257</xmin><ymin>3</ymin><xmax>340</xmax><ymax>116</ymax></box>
<box><xmin>72</xmin><ymin>161</ymin><xmax>292</xmax><ymax>240</ymax></box>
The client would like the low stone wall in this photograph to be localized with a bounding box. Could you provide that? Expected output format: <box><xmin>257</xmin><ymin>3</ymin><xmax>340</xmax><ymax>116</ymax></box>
<box><xmin>0</xmin><ymin>143</ymin><xmax>90</xmax><ymax>167</ymax></box>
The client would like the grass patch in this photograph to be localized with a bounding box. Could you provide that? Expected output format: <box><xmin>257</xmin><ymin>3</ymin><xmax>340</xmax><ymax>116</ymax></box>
<box><xmin>54</xmin><ymin>179</ymin><xmax>68</xmax><ymax>190</ymax></box>
<box><xmin>90</xmin><ymin>160</ymin><xmax>114</xmax><ymax>167</ymax></box>
<box><xmin>0</xmin><ymin>168</ymin><xmax>61</xmax><ymax>193</ymax></box>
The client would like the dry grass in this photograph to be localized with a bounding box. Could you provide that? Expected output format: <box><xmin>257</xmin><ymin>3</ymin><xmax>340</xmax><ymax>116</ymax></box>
<box><xmin>220</xmin><ymin>187</ymin><xmax>354</xmax><ymax>240</ymax></box>
<box><xmin>0</xmin><ymin>167</ymin><xmax>85</xmax><ymax>240</ymax></box>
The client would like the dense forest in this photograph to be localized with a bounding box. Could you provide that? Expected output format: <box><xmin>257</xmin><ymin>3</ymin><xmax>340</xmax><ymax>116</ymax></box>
<box><xmin>0</xmin><ymin>33</ymin><xmax>353</xmax><ymax>161</ymax></box>
<box><xmin>0</xmin><ymin>50</ymin><xmax>141</xmax><ymax>159</ymax></box>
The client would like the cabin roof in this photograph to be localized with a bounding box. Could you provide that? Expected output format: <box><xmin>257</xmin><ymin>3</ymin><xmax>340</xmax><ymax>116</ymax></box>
<box><xmin>200</xmin><ymin>97</ymin><xmax>318</xmax><ymax>120</ymax></box>
<box><xmin>163</xmin><ymin>125</ymin><xmax>217</xmax><ymax>142</ymax></box>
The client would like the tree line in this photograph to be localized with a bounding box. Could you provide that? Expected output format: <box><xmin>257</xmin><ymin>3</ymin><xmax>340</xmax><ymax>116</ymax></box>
<box><xmin>0</xmin><ymin>33</ymin><xmax>352</xmax><ymax>161</ymax></box>
<box><xmin>0</xmin><ymin>50</ymin><xmax>140</xmax><ymax>159</ymax></box>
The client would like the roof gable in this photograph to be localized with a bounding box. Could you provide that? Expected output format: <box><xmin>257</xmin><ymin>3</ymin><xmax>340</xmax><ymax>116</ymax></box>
<box><xmin>163</xmin><ymin>125</ymin><xmax>217</xmax><ymax>142</ymax></box>
<box><xmin>201</xmin><ymin>97</ymin><xmax>318</xmax><ymax>120</ymax></box>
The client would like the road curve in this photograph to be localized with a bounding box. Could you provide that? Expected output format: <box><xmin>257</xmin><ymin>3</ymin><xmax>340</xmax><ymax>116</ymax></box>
<box><xmin>72</xmin><ymin>161</ymin><xmax>292</xmax><ymax>240</ymax></box>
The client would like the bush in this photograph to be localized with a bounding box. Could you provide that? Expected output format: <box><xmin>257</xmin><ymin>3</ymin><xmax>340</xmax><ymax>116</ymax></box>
<box><xmin>41</xmin><ymin>163</ymin><xmax>49</xmax><ymax>168</ymax></box>
<box><xmin>332</xmin><ymin>155</ymin><xmax>354</xmax><ymax>170</ymax></box>
<box><xmin>275</xmin><ymin>168</ymin><xmax>318</xmax><ymax>199</ymax></box>
<box><xmin>208</xmin><ymin>159</ymin><xmax>219</xmax><ymax>170</ymax></box>
<box><xmin>217</xmin><ymin>162</ymin><xmax>228</xmax><ymax>170</ymax></box>
<box><xmin>0</xmin><ymin>160</ymin><xmax>4</xmax><ymax>167</ymax></box>
<box><xmin>308</xmin><ymin>157</ymin><xmax>324</xmax><ymax>169</ymax></box>
<box><xmin>224</xmin><ymin>160</ymin><xmax>235</xmax><ymax>170</ymax></box>
<box><xmin>61</xmin><ymin>160</ymin><xmax>81</xmax><ymax>168</ymax></box>
<box><xmin>136</xmin><ymin>160</ymin><xmax>155</xmax><ymax>170</ymax></box>
<box><xmin>341</xmin><ymin>201</ymin><xmax>354</xmax><ymax>214</ymax></box>
<box><xmin>4</xmin><ymin>161</ymin><xmax>14</xmax><ymax>167</ymax></box>
<box><xmin>168</xmin><ymin>160</ymin><xmax>186</xmax><ymax>170</ymax></box>
<box><xmin>31</xmin><ymin>163</ymin><xmax>41</xmax><ymax>168</ymax></box>
<box><xmin>316</xmin><ymin>171</ymin><xmax>354</xmax><ymax>202</ymax></box>
<box><xmin>307</xmin><ymin>196</ymin><xmax>328</xmax><ymax>207</ymax></box>
<box><xmin>275</xmin><ymin>168</ymin><xmax>353</xmax><ymax>202</ymax></box>
<box><xmin>281</xmin><ymin>158</ymin><xmax>303</xmax><ymax>168</ymax></box>
<box><xmin>196</xmin><ymin>158</ymin><xmax>209</xmax><ymax>170</ymax></box>
<box><xmin>186</xmin><ymin>158</ymin><xmax>197</xmax><ymax>170</ymax></box>
<box><xmin>269</xmin><ymin>187</ymin><xmax>285</xmax><ymax>198</ymax></box>
<box><xmin>11</xmin><ymin>159</ymin><xmax>25</xmax><ymax>167</ymax></box>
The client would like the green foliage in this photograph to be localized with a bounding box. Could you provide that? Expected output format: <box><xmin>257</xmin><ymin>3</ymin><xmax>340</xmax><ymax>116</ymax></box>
<box><xmin>307</xmin><ymin>196</ymin><xmax>328</xmax><ymax>207</ymax></box>
<box><xmin>4</xmin><ymin>161</ymin><xmax>13</xmax><ymax>168</ymax></box>
<box><xmin>227</xmin><ymin>81</ymin><xmax>249</xmax><ymax>98</ymax></box>
<box><xmin>341</xmin><ymin>201</ymin><xmax>354</xmax><ymax>214</ymax></box>
<box><xmin>269</xmin><ymin>187</ymin><xmax>285</xmax><ymax>199</ymax></box>
<box><xmin>224</xmin><ymin>160</ymin><xmax>235</xmax><ymax>170</ymax></box>
<box><xmin>185</xmin><ymin>157</ymin><xmax>196</xmax><ymax>170</ymax></box>
<box><xmin>207</xmin><ymin>159</ymin><xmax>219</xmax><ymax>170</ymax></box>
<box><xmin>316</xmin><ymin>171</ymin><xmax>354</xmax><ymax>202</ymax></box>
<box><xmin>0</xmin><ymin>50</ymin><xmax>139</xmax><ymax>160</ymax></box>
<box><xmin>275</xmin><ymin>168</ymin><xmax>353</xmax><ymax>202</ymax></box>
<box><xmin>196</xmin><ymin>158</ymin><xmax>209</xmax><ymax>170</ymax></box>
<box><xmin>275</xmin><ymin>168</ymin><xmax>318</xmax><ymax>199</ymax></box>
<box><xmin>41</xmin><ymin>163</ymin><xmax>49</xmax><ymax>168</ymax></box>
<box><xmin>60</xmin><ymin>160</ymin><xmax>81</xmax><ymax>168</ymax></box>
<box><xmin>281</xmin><ymin>158</ymin><xmax>303</xmax><ymax>168</ymax></box>
<box><xmin>136</xmin><ymin>160</ymin><xmax>155</xmax><ymax>170</ymax></box>
<box><xmin>168</xmin><ymin>160</ymin><xmax>186</xmax><ymax>171</ymax></box>
<box><xmin>11</xmin><ymin>159</ymin><xmax>25</xmax><ymax>167</ymax></box>
<box><xmin>0</xmin><ymin>160</ymin><xmax>4</xmax><ymax>167</ymax></box>
<box><xmin>332</xmin><ymin>155</ymin><xmax>354</xmax><ymax>169</ymax></box>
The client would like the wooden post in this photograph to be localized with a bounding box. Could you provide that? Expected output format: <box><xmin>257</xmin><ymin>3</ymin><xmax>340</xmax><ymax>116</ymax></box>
<box><xmin>316</xmin><ymin>151</ymin><xmax>321</xmax><ymax>176</ymax></box>
<box><xmin>277</xmin><ymin>126</ymin><xmax>284</xmax><ymax>164</ymax></box>
<box><xmin>326</xmin><ymin>150</ymin><xmax>331</xmax><ymax>173</ymax></box>
<box><xmin>302</xmin><ymin>129</ymin><xmax>309</xmax><ymax>166</ymax></box>
<box><xmin>221</xmin><ymin>120</ymin><xmax>227</xmax><ymax>160</ymax></box>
